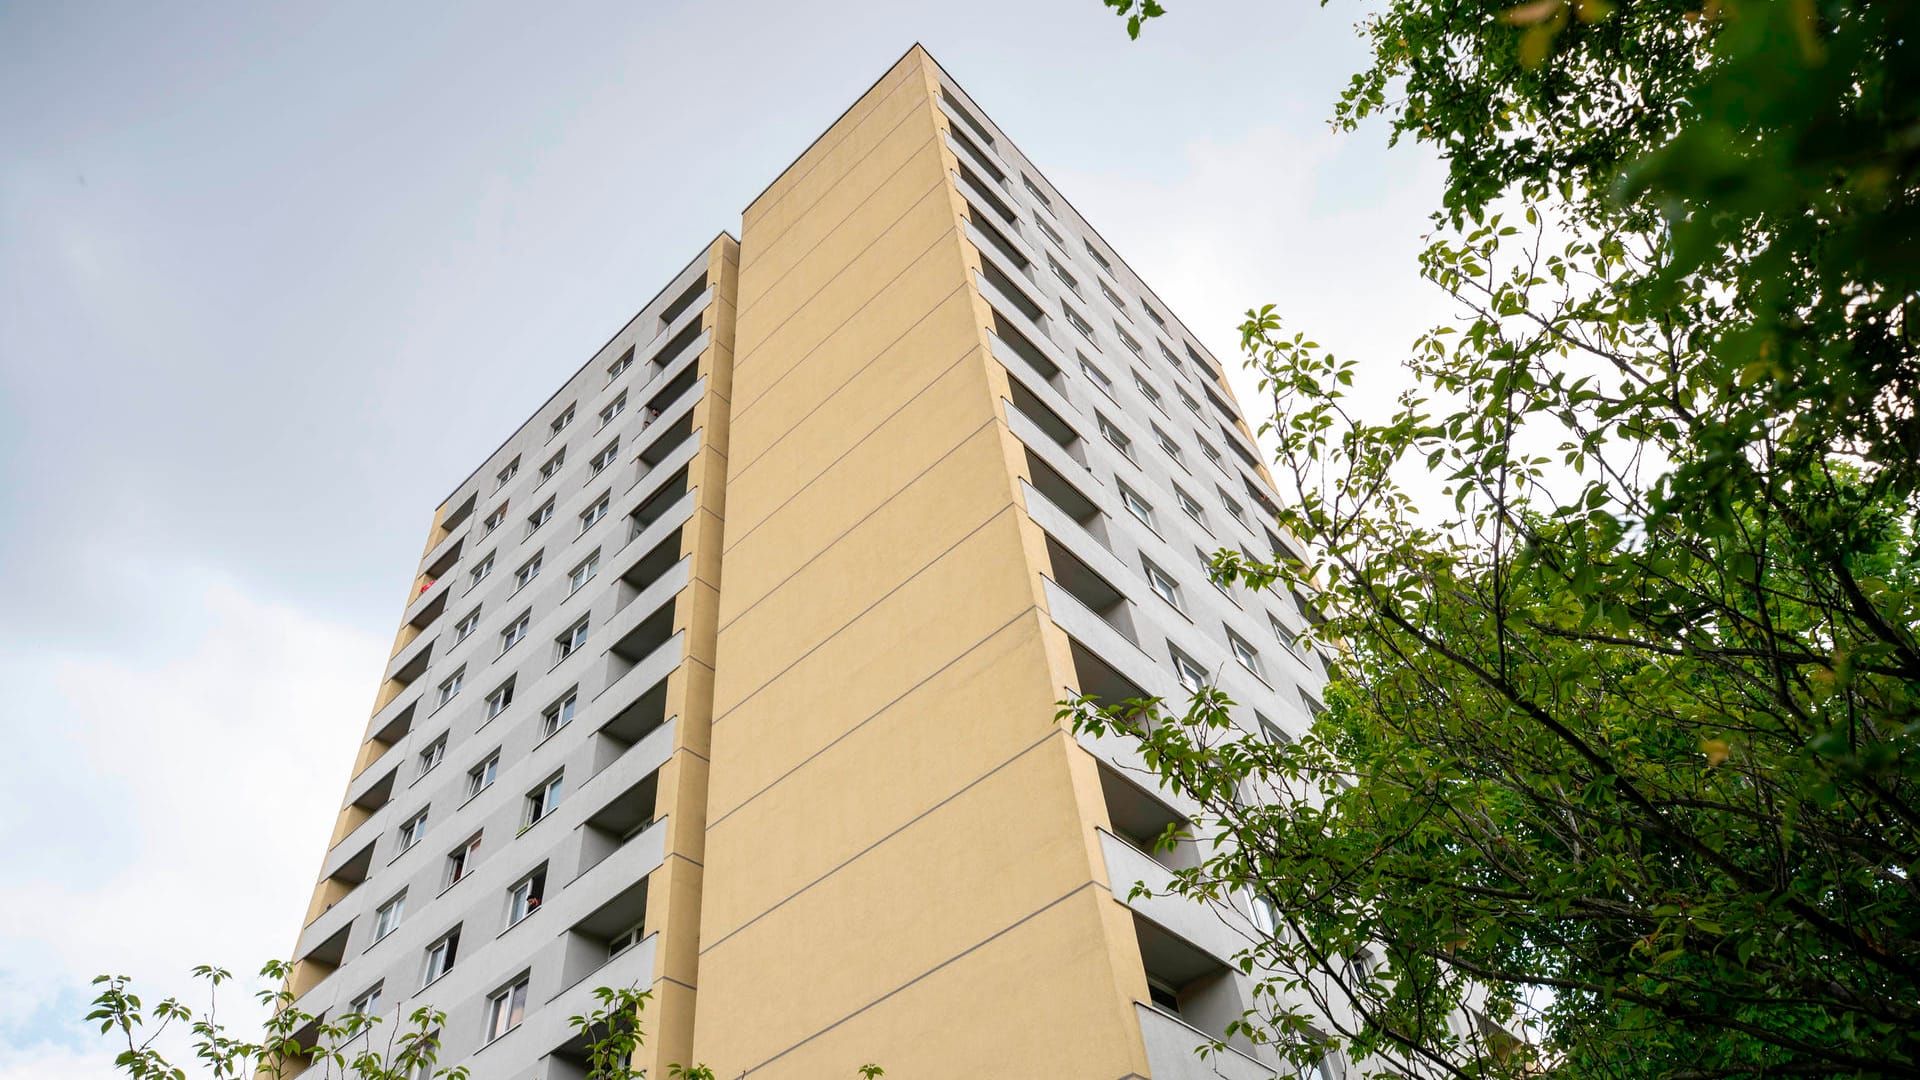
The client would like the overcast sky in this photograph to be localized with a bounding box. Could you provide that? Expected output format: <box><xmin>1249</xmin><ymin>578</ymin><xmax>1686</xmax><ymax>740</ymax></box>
<box><xmin>0</xmin><ymin>3</ymin><xmax>1448</xmax><ymax>1076</ymax></box>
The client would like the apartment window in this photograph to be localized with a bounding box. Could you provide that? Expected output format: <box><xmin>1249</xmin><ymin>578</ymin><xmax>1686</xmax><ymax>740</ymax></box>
<box><xmin>549</xmin><ymin>404</ymin><xmax>575</xmax><ymax>439</ymax></box>
<box><xmin>1228</xmin><ymin>631</ymin><xmax>1264</xmax><ymax>676</ymax></box>
<box><xmin>1174</xmin><ymin>485</ymin><xmax>1205</xmax><ymax>523</ymax></box>
<box><xmin>1180</xmin><ymin>387</ymin><xmax>1203</xmax><ymax>416</ymax></box>
<box><xmin>373</xmin><ymin>891</ymin><xmax>405</xmax><ymax>942</ymax></box>
<box><xmin>525</xmin><ymin>498</ymin><xmax>554</xmax><ymax>536</ymax></box>
<box><xmin>417</xmin><ymin>734</ymin><xmax>446</xmax><ymax>775</ymax></box>
<box><xmin>1160</xmin><ymin>341</ymin><xmax>1187</xmax><ymax>375</ymax></box>
<box><xmin>484</xmin><ymin>677</ymin><xmax>515</xmax><ymax>719</ymax></box>
<box><xmin>607</xmin><ymin>347</ymin><xmax>635</xmax><ymax>383</ymax></box>
<box><xmin>1099</xmin><ymin>277</ymin><xmax>1127</xmax><ymax>310</ymax></box>
<box><xmin>1259</xmin><ymin>711</ymin><xmax>1296</xmax><ymax>747</ymax></box>
<box><xmin>1153</xmin><ymin>425</ymin><xmax>1184</xmax><ymax>465</ymax></box>
<box><xmin>1080</xmin><ymin>356</ymin><xmax>1114</xmax><ymax>396</ymax></box>
<box><xmin>1270</xmin><ymin>613</ymin><xmax>1299</xmax><ymax>651</ymax></box>
<box><xmin>494</xmin><ymin>613</ymin><xmax>528</xmax><ymax>657</ymax></box>
<box><xmin>1119</xmin><ymin>485</ymin><xmax>1155</xmax><ymax>529</ymax></box>
<box><xmin>597</xmin><ymin>392</ymin><xmax>626</xmax><ymax>430</ymax></box>
<box><xmin>1200</xmin><ymin>439</ymin><xmax>1224</xmax><ymax>469</ymax></box>
<box><xmin>1219</xmin><ymin>488</ymin><xmax>1249</xmax><ymax>526</ymax></box>
<box><xmin>1084</xmin><ymin>238</ymin><xmax>1114</xmax><ymax>273</ymax></box>
<box><xmin>1251</xmin><ymin>892</ymin><xmax>1283</xmax><ymax>936</ymax></box>
<box><xmin>506</xmin><ymin>869</ymin><xmax>546</xmax><ymax>925</ymax></box>
<box><xmin>1172</xmin><ymin>649</ymin><xmax>1209</xmax><ymax>694</ymax></box>
<box><xmin>525</xmin><ymin>773</ymin><xmax>563</xmax><ymax>826</ymax></box>
<box><xmin>422</xmin><ymin>927</ymin><xmax>460</xmax><ymax>986</ymax></box>
<box><xmin>608</xmin><ymin>921</ymin><xmax>646</xmax><ymax>959</ymax></box>
<box><xmin>1199</xmin><ymin>548</ymin><xmax>1231</xmax><ymax>594</ymax></box>
<box><xmin>538</xmin><ymin>449</ymin><xmax>565</xmax><ymax>485</ymax></box>
<box><xmin>513</xmin><ymin>552</ymin><xmax>542</xmax><ymax>592</ymax></box>
<box><xmin>466</xmin><ymin>751</ymin><xmax>500</xmax><ymax>797</ymax></box>
<box><xmin>481</xmin><ymin>504</ymin><xmax>507</xmax><ymax>536</ymax></box>
<box><xmin>468</xmin><ymin>552</ymin><xmax>495</xmax><ymax>586</ymax></box>
<box><xmin>1033</xmin><ymin>212</ymin><xmax>1065</xmax><ymax>248</ymax></box>
<box><xmin>1063</xmin><ymin>303</ymin><xmax>1096</xmax><ymax>343</ymax></box>
<box><xmin>350</xmin><ymin>984</ymin><xmax>383</xmax><ymax>1017</ymax></box>
<box><xmin>484</xmin><ymin>975</ymin><xmax>530</xmax><ymax>1041</ymax></box>
<box><xmin>1185</xmin><ymin>342</ymin><xmax>1213</xmax><ymax>375</ymax></box>
<box><xmin>1115</xmin><ymin>323</ymin><xmax>1143</xmax><ymax>356</ymax></box>
<box><xmin>1299</xmin><ymin>688</ymin><xmax>1328</xmax><ymax>718</ymax></box>
<box><xmin>1047</xmin><ymin>254</ymin><xmax>1080</xmax><ymax>296</ymax></box>
<box><xmin>1145</xmin><ymin>304</ymin><xmax>1167</xmax><ymax>330</ymax></box>
<box><xmin>398</xmin><ymin>808</ymin><xmax>430</xmax><ymax>851</ymax></box>
<box><xmin>494</xmin><ymin>457</ymin><xmax>519</xmax><ymax>490</ymax></box>
<box><xmin>568</xmin><ymin>551</ymin><xmax>600</xmax><ymax>595</ymax></box>
<box><xmin>435</xmin><ymin>668</ymin><xmax>464</xmax><ymax>708</ymax></box>
<box><xmin>445</xmin><ymin>833</ymin><xmax>482</xmax><ymax>887</ymax></box>
<box><xmin>453</xmin><ymin>607</ymin><xmax>481</xmax><ymax>643</ymax></box>
<box><xmin>579</xmin><ymin>493</ymin><xmax>610</xmax><ymax>534</ymax></box>
<box><xmin>1144</xmin><ymin>559</ymin><xmax>1182</xmax><ymax>610</ymax></box>
<box><xmin>1023</xmin><ymin>174</ymin><xmax>1053</xmax><ymax>210</ymax></box>
<box><xmin>1097</xmin><ymin>414</ymin><xmax>1133</xmax><ymax>461</ymax></box>
<box><xmin>542</xmin><ymin>690</ymin><xmax>577</xmax><ymax>739</ymax></box>
<box><xmin>588</xmin><ymin>439</ymin><xmax>619</xmax><ymax>476</ymax></box>
<box><xmin>556</xmin><ymin>618</ymin><xmax>589</xmax><ymax>661</ymax></box>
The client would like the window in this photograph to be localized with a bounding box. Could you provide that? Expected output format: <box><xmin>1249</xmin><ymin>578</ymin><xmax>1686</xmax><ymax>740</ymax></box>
<box><xmin>484</xmin><ymin>975</ymin><xmax>529</xmax><ymax>1041</ymax></box>
<box><xmin>538</xmin><ymin>449</ymin><xmax>565</xmax><ymax>485</ymax></box>
<box><xmin>422</xmin><ymin>928</ymin><xmax>460</xmax><ymax>986</ymax></box>
<box><xmin>607</xmin><ymin>347</ymin><xmax>635</xmax><ymax>383</ymax></box>
<box><xmin>1172</xmin><ymin>649</ymin><xmax>1209</xmax><ymax>694</ymax></box>
<box><xmin>579</xmin><ymin>493</ymin><xmax>610</xmax><ymax>534</ymax></box>
<box><xmin>467</xmin><ymin>751</ymin><xmax>500</xmax><ymax>797</ymax></box>
<box><xmin>1185</xmin><ymin>342</ymin><xmax>1213</xmax><ymax>375</ymax></box>
<box><xmin>1080</xmin><ymin>356</ymin><xmax>1114</xmax><ymax>396</ymax></box>
<box><xmin>484</xmin><ymin>677</ymin><xmax>515</xmax><ymax>718</ymax></box>
<box><xmin>1097</xmin><ymin>414</ymin><xmax>1133</xmax><ymax>460</ymax></box>
<box><xmin>549</xmin><ymin>404</ymin><xmax>575</xmax><ymax>439</ymax></box>
<box><xmin>399</xmin><ymin>808</ymin><xmax>430</xmax><ymax>851</ymax></box>
<box><xmin>445</xmin><ymin>833</ymin><xmax>482</xmax><ymax>886</ymax></box>
<box><xmin>494</xmin><ymin>457</ymin><xmax>519</xmax><ymax>490</ymax></box>
<box><xmin>1023</xmin><ymin>174</ymin><xmax>1053</xmax><ymax>211</ymax></box>
<box><xmin>1250</xmin><ymin>892</ymin><xmax>1282</xmax><ymax>936</ymax></box>
<box><xmin>513</xmin><ymin>552</ymin><xmax>542</xmax><ymax>592</ymax></box>
<box><xmin>1180</xmin><ymin>387</ymin><xmax>1203</xmax><ymax>416</ymax></box>
<box><xmin>588</xmin><ymin>439</ymin><xmax>619</xmax><ymax>476</ymax></box>
<box><xmin>1299</xmin><ymin>688</ymin><xmax>1328</xmax><ymax>718</ymax></box>
<box><xmin>1135</xmin><ymin>373</ymin><xmax>1165</xmax><ymax>413</ymax></box>
<box><xmin>481</xmin><ymin>504</ymin><xmax>507</xmax><ymax>536</ymax></box>
<box><xmin>1154</xmin><ymin>425</ymin><xmax>1184</xmax><ymax>465</ymax></box>
<box><xmin>597</xmin><ymin>393</ymin><xmax>626</xmax><ymax>430</ymax></box>
<box><xmin>1147</xmin><ymin>976</ymin><xmax>1181</xmax><ymax>1014</ymax></box>
<box><xmin>1259</xmin><ymin>711</ymin><xmax>1296</xmax><ymax>747</ymax></box>
<box><xmin>1174</xmin><ymin>485</ymin><xmax>1205</xmax><ymax>523</ymax></box>
<box><xmin>525</xmin><ymin>498</ymin><xmax>554</xmax><ymax>536</ymax></box>
<box><xmin>1144</xmin><ymin>559</ymin><xmax>1182</xmax><ymax>610</ymax></box>
<box><xmin>525</xmin><ymin>773</ymin><xmax>563</xmax><ymax>825</ymax></box>
<box><xmin>1115</xmin><ymin>323</ymin><xmax>1143</xmax><ymax>355</ymax></box>
<box><xmin>1199</xmin><ymin>548</ymin><xmax>1231</xmax><ymax>594</ymax></box>
<box><xmin>373</xmin><ymin>892</ymin><xmax>405</xmax><ymax>941</ymax></box>
<box><xmin>1160</xmin><ymin>341</ymin><xmax>1187</xmax><ymax>375</ymax></box>
<box><xmin>1098</xmin><ymin>277</ymin><xmax>1127</xmax><ymax>310</ymax></box>
<box><xmin>453</xmin><ymin>607</ymin><xmax>481</xmax><ymax>643</ymax></box>
<box><xmin>417</xmin><ymin>734</ymin><xmax>446</xmax><ymax>775</ymax></box>
<box><xmin>1145</xmin><ymin>304</ymin><xmax>1167</xmax><ymax>330</ymax></box>
<box><xmin>1228</xmin><ymin>631</ymin><xmax>1264</xmax><ymax>676</ymax></box>
<box><xmin>1048</xmin><ymin>254</ymin><xmax>1080</xmax><ymax>296</ymax></box>
<box><xmin>1084</xmin><ymin>238</ymin><xmax>1114</xmax><ymax>273</ymax></box>
<box><xmin>468</xmin><ymin>552</ymin><xmax>495</xmax><ymax>586</ymax></box>
<box><xmin>1119</xmin><ymin>485</ymin><xmax>1155</xmax><ymax>529</ymax></box>
<box><xmin>350</xmin><ymin>983</ymin><xmax>383</xmax><ymax>1017</ymax></box>
<box><xmin>542</xmin><ymin>690</ymin><xmax>577</xmax><ymax>739</ymax></box>
<box><xmin>556</xmin><ymin>618</ymin><xmax>589</xmax><ymax>661</ymax></box>
<box><xmin>608</xmin><ymin>921</ymin><xmax>646</xmax><ymax>958</ymax></box>
<box><xmin>506</xmin><ymin>869</ymin><xmax>546</xmax><ymax>925</ymax></box>
<box><xmin>1063</xmin><ymin>303</ymin><xmax>1096</xmax><ymax>342</ymax></box>
<box><xmin>568</xmin><ymin>551</ymin><xmax>600</xmax><ymax>595</ymax></box>
<box><xmin>1033</xmin><ymin>212</ymin><xmax>1065</xmax><ymax>248</ymax></box>
<box><xmin>1270</xmin><ymin>613</ymin><xmax>1298</xmax><ymax>651</ymax></box>
<box><xmin>499</xmin><ymin>612</ymin><xmax>530</xmax><ymax>655</ymax></box>
<box><xmin>435</xmin><ymin>668</ymin><xmax>464</xmax><ymax>708</ymax></box>
<box><xmin>1200</xmin><ymin>439</ymin><xmax>1224</xmax><ymax>469</ymax></box>
<box><xmin>1219</xmin><ymin>488</ymin><xmax>1249</xmax><ymax>526</ymax></box>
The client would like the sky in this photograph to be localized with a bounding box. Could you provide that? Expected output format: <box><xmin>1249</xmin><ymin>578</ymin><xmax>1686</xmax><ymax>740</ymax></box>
<box><xmin>0</xmin><ymin>2</ymin><xmax>1451</xmax><ymax>1076</ymax></box>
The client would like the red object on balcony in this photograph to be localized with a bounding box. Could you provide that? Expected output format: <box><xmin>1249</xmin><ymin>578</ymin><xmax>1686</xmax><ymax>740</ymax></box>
<box><xmin>419</xmin><ymin>579</ymin><xmax>436</xmax><ymax>594</ymax></box>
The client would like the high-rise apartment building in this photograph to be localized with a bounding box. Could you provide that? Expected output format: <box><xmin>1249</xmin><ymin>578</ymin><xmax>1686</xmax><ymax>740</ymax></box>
<box><xmin>282</xmin><ymin>45</ymin><xmax>1350</xmax><ymax>1080</ymax></box>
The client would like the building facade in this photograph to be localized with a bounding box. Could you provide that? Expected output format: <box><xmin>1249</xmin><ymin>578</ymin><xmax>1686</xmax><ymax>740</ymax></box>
<box><xmin>282</xmin><ymin>45</ymin><xmax>1352</xmax><ymax>1080</ymax></box>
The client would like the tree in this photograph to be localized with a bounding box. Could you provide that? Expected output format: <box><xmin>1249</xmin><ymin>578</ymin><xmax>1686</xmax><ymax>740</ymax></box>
<box><xmin>87</xmin><ymin>964</ymin><xmax>882</xmax><ymax>1080</ymax></box>
<box><xmin>1077</xmin><ymin>1</ymin><xmax>1918</xmax><ymax>1077</ymax></box>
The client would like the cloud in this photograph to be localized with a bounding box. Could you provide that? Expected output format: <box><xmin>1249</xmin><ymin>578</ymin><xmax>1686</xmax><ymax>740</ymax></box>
<box><xmin>0</xmin><ymin>571</ymin><xmax>387</xmax><ymax>1079</ymax></box>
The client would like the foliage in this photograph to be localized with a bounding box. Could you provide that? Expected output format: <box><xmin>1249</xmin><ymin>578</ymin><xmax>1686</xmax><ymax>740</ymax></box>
<box><xmin>87</xmin><ymin>966</ymin><xmax>883</xmax><ymax>1080</ymax></box>
<box><xmin>1080</xmin><ymin>1</ymin><xmax>1920</xmax><ymax>1077</ymax></box>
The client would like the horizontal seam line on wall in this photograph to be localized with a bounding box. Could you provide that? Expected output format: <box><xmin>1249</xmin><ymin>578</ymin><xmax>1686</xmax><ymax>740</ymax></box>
<box><xmin>715</xmin><ymin>416</ymin><xmax>998</xmax><ymax>631</ymax></box>
<box><xmin>711</xmin><ymin>500</ymin><xmax>1017</xmax><ymax>722</ymax></box>
<box><xmin>706</xmin><ymin>604</ymin><xmax>1040</xmax><ymax>829</ymax></box>
<box><xmin>725</xmin><ymin>282</ymin><xmax>968</xmax><ymax>480</ymax></box>
<box><xmin>722</xmin><ymin>344</ymin><xmax>980</xmax><ymax>555</ymax></box>
<box><xmin>740</xmin><ymin>881</ymin><xmax>1103</xmax><ymax>1077</ymax></box>
<box><xmin>732</xmin><ymin>184</ymin><xmax>953</xmax><ymax>375</ymax></box>
<box><xmin>743</xmin><ymin>65</ymin><xmax>922</xmax><ymax>228</ymax></box>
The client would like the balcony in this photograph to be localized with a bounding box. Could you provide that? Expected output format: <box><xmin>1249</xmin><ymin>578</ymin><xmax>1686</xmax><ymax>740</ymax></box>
<box><xmin>1021</xmin><ymin>465</ymin><xmax>1110</xmax><ymax>554</ymax></box>
<box><xmin>1042</xmin><ymin>533</ymin><xmax>1138</xmax><ymax>645</ymax></box>
<box><xmin>591</xmin><ymin>670</ymin><xmax>674</xmax><ymax>776</ymax></box>
<box><xmin>624</xmin><ymin>464</ymin><xmax>694</xmax><ymax>540</ymax></box>
<box><xmin>1135</xmin><ymin>1002</ymin><xmax>1277</xmax><ymax>1080</ymax></box>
